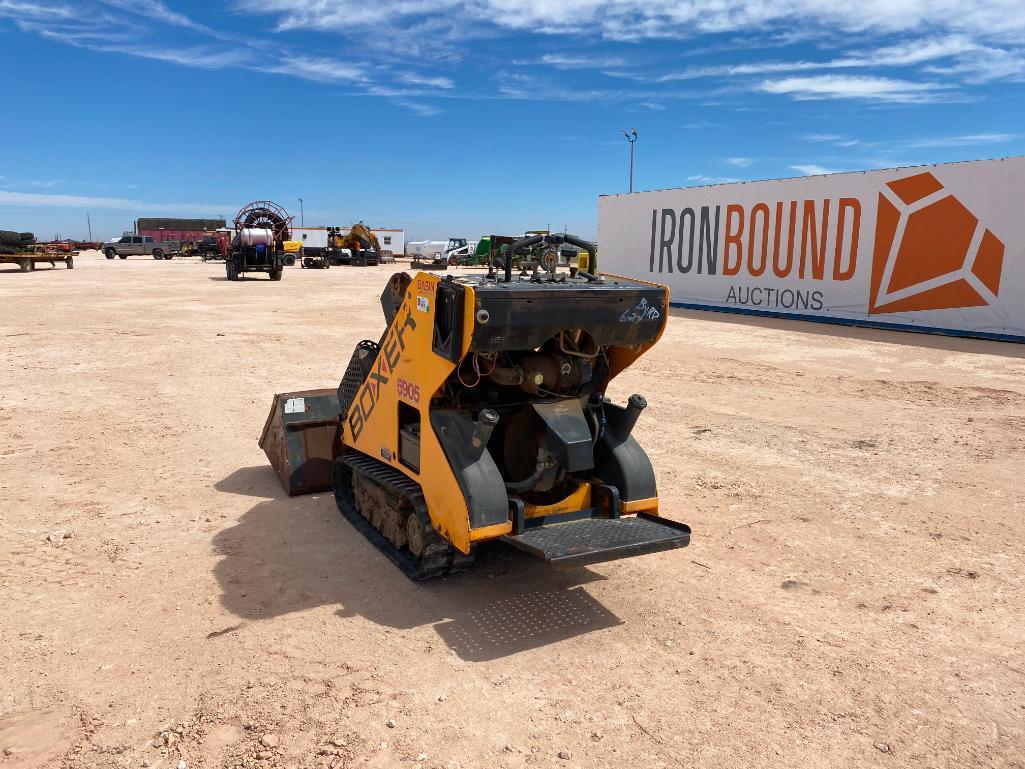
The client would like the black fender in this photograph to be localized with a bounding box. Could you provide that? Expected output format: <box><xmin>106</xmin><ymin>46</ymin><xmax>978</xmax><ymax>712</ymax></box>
<box><xmin>595</xmin><ymin>401</ymin><xmax>657</xmax><ymax>502</ymax></box>
<box><xmin>430</xmin><ymin>409</ymin><xmax>509</xmax><ymax>528</ymax></box>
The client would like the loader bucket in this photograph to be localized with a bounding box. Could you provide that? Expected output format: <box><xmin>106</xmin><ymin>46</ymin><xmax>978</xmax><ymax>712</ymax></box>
<box><xmin>259</xmin><ymin>389</ymin><xmax>341</xmax><ymax>496</ymax></box>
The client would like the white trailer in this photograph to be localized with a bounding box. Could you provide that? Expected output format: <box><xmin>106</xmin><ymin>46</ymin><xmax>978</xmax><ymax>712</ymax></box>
<box><xmin>292</xmin><ymin>227</ymin><xmax>329</xmax><ymax>252</ymax></box>
<box><xmin>406</xmin><ymin>240</ymin><xmax>447</xmax><ymax>257</ymax></box>
<box><xmin>598</xmin><ymin>156</ymin><xmax>1025</xmax><ymax>342</ymax></box>
<box><xmin>293</xmin><ymin>226</ymin><xmax>404</xmax><ymax>256</ymax></box>
<box><xmin>373</xmin><ymin>228</ymin><xmax>404</xmax><ymax>255</ymax></box>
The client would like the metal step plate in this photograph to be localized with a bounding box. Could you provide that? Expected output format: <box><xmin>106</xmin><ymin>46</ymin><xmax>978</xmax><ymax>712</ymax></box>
<box><xmin>501</xmin><ymin>513</ymin><xmax>690</xmax><ymax>567</ymax></box>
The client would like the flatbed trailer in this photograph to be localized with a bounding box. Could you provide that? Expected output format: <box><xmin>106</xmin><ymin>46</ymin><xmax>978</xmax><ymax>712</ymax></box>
<box><xmin>410</xmin><ymin>254</ymin><xmax>448</xmax><ymax>270</ymax></box>
<box><xmin>1</xmin><ymin>251</ymin><xmax>75</xmax><ymax>272</ymax></box>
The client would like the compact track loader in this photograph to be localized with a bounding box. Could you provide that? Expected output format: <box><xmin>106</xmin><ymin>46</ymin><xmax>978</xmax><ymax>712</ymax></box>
<box><xmin>328</xmin><ymin>234</ymin><xmax>690</xmax><ymax>579</ymax></box>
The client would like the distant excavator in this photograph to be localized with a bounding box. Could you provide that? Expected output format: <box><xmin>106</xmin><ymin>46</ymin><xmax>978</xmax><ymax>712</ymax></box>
<box><xmin>328</xmin><ymin>223</ymin><xmax>381</xmax><ymax>266</ymax></box>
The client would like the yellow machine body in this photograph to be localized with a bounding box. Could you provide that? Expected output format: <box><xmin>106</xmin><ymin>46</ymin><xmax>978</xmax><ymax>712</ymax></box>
<box><xmin>342</xmin><ymin>273</ymin><xmax>482</xmax><ymax>553</ymax></box>
<box><xmin>341</xmin><ymin>270</ymin><xmax>669</xmax><ymax>556</ymax></box>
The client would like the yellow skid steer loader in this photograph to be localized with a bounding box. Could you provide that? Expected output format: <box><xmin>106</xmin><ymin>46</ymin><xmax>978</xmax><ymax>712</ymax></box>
<box><xmin>263</xmin><ymin>234</ymin><xmax>690</xmax><ymax>579</ymax></box>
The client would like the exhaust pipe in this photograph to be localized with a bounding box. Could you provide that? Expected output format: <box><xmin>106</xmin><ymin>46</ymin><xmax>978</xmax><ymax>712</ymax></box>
<box><xmin>470</xmin><ymin>408</ymin><xmax>499</xmax><ymax>460</ymax></box>
<box><xmin>610</xmin><ymin>394</ymin><xmax>647</xmax><ymax>442</ymax></box>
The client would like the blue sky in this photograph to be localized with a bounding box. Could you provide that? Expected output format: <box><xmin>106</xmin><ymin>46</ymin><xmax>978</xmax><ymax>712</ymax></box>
<box><xmin>1</xmin><ymin>0</ymin><xmax>1024</xmax><ymax>241</ymax></box>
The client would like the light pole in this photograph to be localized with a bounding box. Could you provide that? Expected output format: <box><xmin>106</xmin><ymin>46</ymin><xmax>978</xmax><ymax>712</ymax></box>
<box><xmin>297</xmin><ymin>197</ymin><xmax>304</xmax><ymax>227</ymax></box>
<box><xmin>622</xmin><ymin>128</ymin><xmax>637</xmax><ymax>193</ymax></box>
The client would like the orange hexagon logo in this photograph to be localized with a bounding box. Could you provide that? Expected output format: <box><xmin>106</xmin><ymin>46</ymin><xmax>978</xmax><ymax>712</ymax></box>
<box><xmin>869</xmin><ymin>172</ymin><xmax>1005</xmax><ymax>315</ymax></box>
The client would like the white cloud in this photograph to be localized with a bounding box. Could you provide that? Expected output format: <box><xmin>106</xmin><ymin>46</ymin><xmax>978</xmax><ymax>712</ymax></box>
<box><xmin>0</xmin><ymin>1</ymin><xmax>83</xmax><ymax>21</ymax></box>
<box><xmin>802</xmin><ymin>133</ymin><xmax>859</xmax><ymax>146</ymax></box>
<box><xmin>925</xmin><ymin>46</ymin><xmax>1025</xmax><ymax>83</ymax></box>
<box><xmin>869</xmin><ymin>35</ymin><xmax>981</xmax><ymax>66</ymax></box>
<box><xmin>238</xmin><ymin>0</ymin><xmax>1025</xmax><ymax>41</ymax></box>
<box><xmin>24</xmin><ymin>15</ymin><xmax>257</xmax><ymax>68</ymax></box>
<box><xmin>0</xmin><ymin>190</ymin><xmax>235</xmax><ymax>212</ymax></box>
<box><xmin>2</xmin><ymin>1</ymin><xmax>468</xmax><ymax>113</ymax></box>
<box><xmin>535</xmin><ymin>53</ymin><xmax>627</xmax><ymax>69</ymax></box>
<box><xmin>652</xmin><ymin>34</ymin><xmax>1004</xmax><ymax>85</ymax></box>
<box><xmin>7</xmin><ymin>1</ymin><xmax>252</xmax><ymax>67</ymax></box>
<box><xmin>397</xmin><ymin>72</ymin><xmax>455</xmax><ymax>89</ymax></box>
<box><xmin>391</xmin><ymin>100</ymin><xmax>443</xmax><ymax>116</ymax></box>
<box><xmin>116</xmin><ymin>44</ymin><xmax>254</xmax><ymax>69</ymax></box>
<box><xmin>725</xmin><ymin>157</ymin><xmax>753</xmax><ymax>167</ymax></box>
<box><xmin>904</xmin><ymin>132</ymin><xmax>1017</xmax><ymax>148</ymax></box>
<box><xmin>760</xmin><ymin>74</ymin><xmax>948</xmax><ymax>102</ymax></box>
<box><xmin>493</xmin><ymin>69</ymin><xmax>699</xmax><ymax>104</ymax></box>
<box><xmin>687</xmin><ymin>174</ymin><xmax>740</xmax><ymax>185</ymax></box>
<box><xmin>258</xmin><ymin>55</ymin><xmax>366</xmax><ymax>83</ymax></box>
<box><xmin>99</xmin><ymin>0</ymin><xmax>218</xmax><ymax>35</ymax></box>
<box><xmin>798</xmin><ymin>131</ymin><xmax>1015</xmax><ymax>156</ymax></box>
<box><xmin>659</xmin><ymin>60</ymin><xmax>828</xmax><ymax>81</ymax></box>
<box><xmin>8</xmin><ymin>0</ymin><xmax>1025</xmax><ymax>116</ymax></box>
<box><xmin>790</xmin><ymin>164</ymin><xmax>835</xmax><ymax>175</ymax></box>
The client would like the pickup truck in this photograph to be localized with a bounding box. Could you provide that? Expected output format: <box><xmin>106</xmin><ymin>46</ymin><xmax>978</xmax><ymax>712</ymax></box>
<box><xmin>103</xmin><ymin>234</ymin><xmax>175</xmax><ymax>260</ymax></box>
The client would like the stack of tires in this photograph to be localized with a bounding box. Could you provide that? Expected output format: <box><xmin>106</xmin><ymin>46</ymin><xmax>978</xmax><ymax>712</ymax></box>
<box><xmin>0</xmin><ymin>230</ymin><xmax>35</xmax><ymax>255</ymax></box>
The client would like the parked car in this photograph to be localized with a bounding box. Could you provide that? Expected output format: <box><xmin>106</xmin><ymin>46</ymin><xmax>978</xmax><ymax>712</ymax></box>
<box><xmin>103</xmin><ymin>234</ymin><xmax>175</xmax><ymax>260</ymax></box>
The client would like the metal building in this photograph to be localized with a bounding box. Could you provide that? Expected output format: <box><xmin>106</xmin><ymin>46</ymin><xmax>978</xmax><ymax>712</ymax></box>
<box><xmin>137</xmin><ymin>217</ymin><xmax>227</xmax><ymax>243</ymax></box>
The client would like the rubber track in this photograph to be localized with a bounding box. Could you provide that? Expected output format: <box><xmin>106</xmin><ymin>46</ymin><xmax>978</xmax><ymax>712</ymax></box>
<box><xmin>333</xmin><ymin>450</ymin><xmax>474</xmax><ymax>581</ymax></box>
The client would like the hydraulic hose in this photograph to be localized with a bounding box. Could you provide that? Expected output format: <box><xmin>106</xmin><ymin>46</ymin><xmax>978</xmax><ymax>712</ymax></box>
<box><xmin>504</xmin><ymin>447</ymin><xmax>549</xmax><ymax>493</ymax></box>
<box><xmin>488</xmin><ymin>365</ymin><xmax>524</xmax><ymax>386</ymax></box>
<box><xmin>503</xmin><ymin>234</ymin><xmax>599</xmax><ymax>281</ymax></box>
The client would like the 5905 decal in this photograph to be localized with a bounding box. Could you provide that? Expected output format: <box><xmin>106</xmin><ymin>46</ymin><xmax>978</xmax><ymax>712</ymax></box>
<box><xmin>396</xmin><ymin>378</ymin><xmax>420</xmax><ymax>404</ymax></box>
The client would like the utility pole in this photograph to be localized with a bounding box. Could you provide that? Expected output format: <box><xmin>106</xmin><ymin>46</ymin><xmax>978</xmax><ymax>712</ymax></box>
<box><xmin>298</xmin><ymin>197</ymin><xmax>304</xmax><ymax>227</ymax></box>
<box><xmin>622</xmin><ymin>128</ymin><xmax>638</xmax><ymax>193</ymax></box>
<box><xmin>86</xmin><ymin>212</ymin><xmax>92</xmax><ymax>242</ymax></box>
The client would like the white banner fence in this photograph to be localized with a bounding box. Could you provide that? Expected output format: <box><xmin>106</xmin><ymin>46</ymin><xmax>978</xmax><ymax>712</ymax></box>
<box><xmin>598</xmin><ymin>156</ymin><xmax>1025</xmax><ymax>342</ymax></box>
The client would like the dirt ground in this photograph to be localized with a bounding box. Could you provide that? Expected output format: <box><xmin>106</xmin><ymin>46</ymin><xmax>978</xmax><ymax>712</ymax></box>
<box><xmin>1</xmin><ymin>251</ymin><xmax>1023</xmax><ymax>769</ymax></box>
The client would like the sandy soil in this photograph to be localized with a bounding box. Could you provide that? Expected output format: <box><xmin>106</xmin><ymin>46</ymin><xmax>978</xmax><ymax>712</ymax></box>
<box><xmin>1</xmin><ymin>251</ymin><xmax>1023</xmax><ymax>769</ymax></box>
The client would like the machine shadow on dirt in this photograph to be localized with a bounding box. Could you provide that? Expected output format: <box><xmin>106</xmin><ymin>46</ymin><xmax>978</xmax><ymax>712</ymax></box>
<box><xmin>212</xmin><ymin>466</ymin><xmax>622</xmax><ymax>663</ymax></box>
